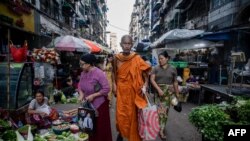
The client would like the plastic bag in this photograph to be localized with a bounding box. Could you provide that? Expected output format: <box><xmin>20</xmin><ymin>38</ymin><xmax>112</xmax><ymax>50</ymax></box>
<box><xmin>138</xmin><ymin>92</ymin><xmax>160</xmax><ymax>140</ymax></box>
<box><xmin>78</xmin><ymin>101</ymin><xmax>96</xmax><ymax>135</ymax></box>
<box><xmin>16</xmin><ymin>130</ymin><xmax>25</xmax><ymax>141</ymax></box>
<box><xmin>27</xmin><ymin>125</ymin><xmax>34</xmax><ymax>141</ymax></box>
<box><xmin>171</xmin><ymin>95</ymin><xmax>182</xmax><ymax>112</ymax></box>
<box><xmin>9</xmin><ymin>40</ymin><xmax>28</xmax><ymax>62</ymax></box>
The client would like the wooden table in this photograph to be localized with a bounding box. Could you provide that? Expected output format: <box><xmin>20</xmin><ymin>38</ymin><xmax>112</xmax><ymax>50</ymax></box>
<box><xmin>198</xmin><ymin>84</ymin><xmax>234</xmax><ymax>105</ymax></box>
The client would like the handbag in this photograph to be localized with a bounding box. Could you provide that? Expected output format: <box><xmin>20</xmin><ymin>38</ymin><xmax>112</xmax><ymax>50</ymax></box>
<box><xmin>171</xmin><ymin>95</ymin><xmax>182</xmax><ymax>112</ymax></box>
<box><xmin>138</xmin><ymin>92</ymin><xmax>160</xmax><ymax>140</ymax></box>
<box><xmin>78</xmin><ymin>101</ymin><xmax>96</xmax><ymax>135</ymax></box>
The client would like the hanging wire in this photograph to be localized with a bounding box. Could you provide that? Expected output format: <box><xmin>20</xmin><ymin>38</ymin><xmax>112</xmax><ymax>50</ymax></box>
<box><xmin>107</xmin><ymin>23</ymin><xmax>129</xmax><ymax>32</ymax></box>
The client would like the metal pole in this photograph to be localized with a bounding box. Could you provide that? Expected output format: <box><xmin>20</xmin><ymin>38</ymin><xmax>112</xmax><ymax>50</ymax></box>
<box><xmin>7</xmin><ymin>29</ymin><xmax>10</xmax><ymax>110</ymax></box>
<box><xmin>52</xmin><ymin>32</ymin><xmax>58</xmax><ymax>89</ymax></box>
<box><xmin>219</xmin><ymin>65</ymin><xmax>222</xmax><ymax>85</ymax></box>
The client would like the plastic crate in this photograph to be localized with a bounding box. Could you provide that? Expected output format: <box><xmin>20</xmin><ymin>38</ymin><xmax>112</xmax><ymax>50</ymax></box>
<box><xmin>179</xmin><ymin>62</ymin><xmax>188</xmax><ymax>68</ymax></box>
<box><xmin>169</xmin><ymin>61</ymin><xmax>188</xmax><ymax>68</ymax></box>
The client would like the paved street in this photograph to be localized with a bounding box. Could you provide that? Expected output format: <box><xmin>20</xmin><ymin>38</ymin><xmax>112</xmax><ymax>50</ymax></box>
<box><xmin>109</xmin><ymin>97</ymin><xmax>202</xmax><ymax>141</ymax></box>
<box><xmin>52</xmin><ymin>96</ymin><xmax>202</xmax><ymax>141</ymax></box>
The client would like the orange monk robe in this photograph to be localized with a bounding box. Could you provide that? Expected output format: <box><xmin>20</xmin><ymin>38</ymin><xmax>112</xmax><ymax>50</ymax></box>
<box><xmin>115</xmin><ymin>52</ymin><xmax>151</xmax><ymax>141</ymax></box>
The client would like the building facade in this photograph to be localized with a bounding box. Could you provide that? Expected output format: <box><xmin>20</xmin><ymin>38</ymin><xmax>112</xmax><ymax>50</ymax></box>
<box><xmin>129</xmin><ymin>0</ymin><xmax>250</xmax><ymax>59</ymax></box>
<box><xmin>109</xmin><ymin>32</ymin><xmax>118</xmax><ymax>53</ymax></box>
<box><xmin>0</xmin><ymin>0</ymin><xmax>108</xmax><ymax>56</ymax></box>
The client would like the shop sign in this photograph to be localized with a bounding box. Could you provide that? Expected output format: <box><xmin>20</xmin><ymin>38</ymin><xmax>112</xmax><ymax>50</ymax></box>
<box><xmin>8</xmin><ymin>0</ymin><xmax>31</xmax><ymax>16</ymax></box>
<box><xmin>0</xmin><ymin>14</ymin><xmax>14</xmax><ymax>24</ymax></box>
<box><xmin>0</xmin><ymin>3</ymin><xmax>34</xmax><ymax>32</ymax></box>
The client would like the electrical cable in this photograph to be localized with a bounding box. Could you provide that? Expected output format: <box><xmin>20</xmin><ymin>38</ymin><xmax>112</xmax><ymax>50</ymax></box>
<box><xmin>107</xmin><ymin>23</ymin><xmax>129</xmax><ymax>32</ymax></box>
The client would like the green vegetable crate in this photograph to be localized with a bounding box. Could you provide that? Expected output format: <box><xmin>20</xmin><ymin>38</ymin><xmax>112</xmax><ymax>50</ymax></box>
<box><xmin>169</xmin><ymin>61</ymin><xmax>188</xmax><ymax>68</ymax></box>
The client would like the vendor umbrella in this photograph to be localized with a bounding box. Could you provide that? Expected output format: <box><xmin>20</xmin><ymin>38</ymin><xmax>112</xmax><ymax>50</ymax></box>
<box><xmin>82</xmin><ymin>39</ymin><xmax>102</xmax><ymax>53</ymax></box>
<box><xmin>47</xmin><ymin>35</ymin><xmax>90</xmax><ymax>53</ymax></box>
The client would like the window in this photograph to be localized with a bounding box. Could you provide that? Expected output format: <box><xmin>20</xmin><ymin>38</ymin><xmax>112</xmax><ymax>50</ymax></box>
<box><xmin>53</xmin><ymin>1</ymin><xmax>59</xmax><ymax>20</ymax></box>
<box><xmin>40</xmin><ymin>0</ymin><xmax>51</xmax><ymax>15</ymax></box>
<box><xmin>211</xmin><ymin>0</ymin><xmax>233</xmax><ymax>9</ymax></box>
<box><xmin>31</xmin><ymin>0</ymin><xmax>36</xmax><ymax>5</ymax></box>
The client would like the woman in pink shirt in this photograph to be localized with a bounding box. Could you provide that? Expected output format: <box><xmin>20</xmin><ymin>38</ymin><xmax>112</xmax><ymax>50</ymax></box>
<box><xmin>78</xmin><ymin>54</ymin><xmax>112</xmax><ymax>141</ymax></box>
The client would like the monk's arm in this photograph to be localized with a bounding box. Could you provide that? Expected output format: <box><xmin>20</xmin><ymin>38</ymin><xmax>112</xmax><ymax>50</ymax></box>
<box><xmin>142</xmin><ymin>71</ymin><xmax>149</xmax><ymax>88</ymax></box>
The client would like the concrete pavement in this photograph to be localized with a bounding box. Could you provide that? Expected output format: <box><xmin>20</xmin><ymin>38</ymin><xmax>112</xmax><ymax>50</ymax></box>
<box><xmin>109</xmin><ymin>97</ymin><xmax>202</xmax><ymax>141</ymax></box>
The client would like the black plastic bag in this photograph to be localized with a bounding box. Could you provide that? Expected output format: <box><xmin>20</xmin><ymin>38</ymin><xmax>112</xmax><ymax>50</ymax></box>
<box><xmin>78</xmin><ymin>101</ymin><xmax>96</xmax><ymax>135</ymax></box>
<box><xmin>174</xmin><ymin>102</ymin><xmax>182</xmax><ymax>112</ymax></box>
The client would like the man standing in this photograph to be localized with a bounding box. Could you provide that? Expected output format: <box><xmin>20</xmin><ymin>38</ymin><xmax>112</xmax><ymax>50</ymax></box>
<box><xmin>112</xmin><ymin>35</ymin><xmax>151</xmax><ymax>141</ymax></box>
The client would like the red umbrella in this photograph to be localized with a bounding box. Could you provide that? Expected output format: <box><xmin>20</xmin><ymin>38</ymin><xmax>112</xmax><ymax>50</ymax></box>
<box><xmin>82</xmin><ymin>39</ymin><xmax>102</xmax><ymax>53</ymax></box>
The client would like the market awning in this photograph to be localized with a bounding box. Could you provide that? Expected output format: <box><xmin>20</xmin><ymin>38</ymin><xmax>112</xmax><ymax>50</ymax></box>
<box><xmin>95</xmin><ymin>43</ymin><xmax>113</xmax><ymax>54</ymax></box>
<box><xmin>151</xmin><ymin>29</ymin><xmax>204</xmax><ymax>48</ymax></box>
<box><xmin>162</xmin><ymin>39</ymin><xmax>220</xmax><ymax>49</ymax></box>
<box><xmin>197</xmin><ymin>31</ymin><xmax>232</xmax><ymax>41</ymax></box>
<box><xmin>47</xmin><ymin>35</ymin><xmax>90</xmax><ymax>53</ymax></box>
<box><xmin>82</xmin><ymin>39</ymin><xmax>102</xmax><ymax>53</ymax></box>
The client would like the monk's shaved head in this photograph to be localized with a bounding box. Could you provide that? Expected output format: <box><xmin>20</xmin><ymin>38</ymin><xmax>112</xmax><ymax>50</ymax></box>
<box><xmin>121</xmin><ymin>35</ymin><xmax>133</xmax><ymax>43</ymax></box>
<box><xmin>120</xmin><ymin>35</ymin><xmax>133</xmax><ymax>55</ymax></box>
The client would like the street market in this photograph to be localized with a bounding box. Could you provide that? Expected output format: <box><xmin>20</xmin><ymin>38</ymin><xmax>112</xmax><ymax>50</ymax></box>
<box><xmin>1</xmin><ymin>0</ymin><xmax>250</xmax><ymax>141</ymax></box>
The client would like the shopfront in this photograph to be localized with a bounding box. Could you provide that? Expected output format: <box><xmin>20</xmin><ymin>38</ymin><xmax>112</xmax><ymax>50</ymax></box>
<box><xmin>0</xmin><ymin>1</ymin><xmax>36</xmax><ymax>58</ymax></box>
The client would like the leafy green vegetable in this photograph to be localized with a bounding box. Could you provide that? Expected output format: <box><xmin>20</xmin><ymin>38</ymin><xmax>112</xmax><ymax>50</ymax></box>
<box><xmin>2</xmin><ymin>130</ymin><xmax>16</xmax><ymax>141</ymax></box>
<box><xmin>0</xmin><ymin>119</ymin><xmax>11</xmax><ymax>129</ymax></box>
<box><xmin>189</xmin><ymin>105</ymin><xmax>231</xmax><ymax>141</ymax></box>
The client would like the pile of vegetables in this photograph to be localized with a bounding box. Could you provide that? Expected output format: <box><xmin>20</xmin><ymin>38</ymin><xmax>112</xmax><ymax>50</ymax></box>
<box><xmin>189</xmin><ymin>97</ymin><xmax>250</xmax><ymax>141</ymax></box>
<box><xmin>1</xmin><ymin>130</ymin><xmax>16</xmax><ymax>140</ymax></box>
<box><xmin>0</xmin><ymin>119</ymin><xmax>11</xmax><ymax>129</ymax></box>
<box><xmin>34</xmin><ymin>131</ymin><xmax>76</xmax><ymax>141</ymax></box>
<box><xmin>17</xmin><ymin>124</ymin><xmax>37</xmax><ymax>135</ymax></box>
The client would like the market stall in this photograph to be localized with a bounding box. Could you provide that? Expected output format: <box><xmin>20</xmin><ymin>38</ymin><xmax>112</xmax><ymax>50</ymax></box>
<box><xmin>0</xmin><ymin>62</ymin><xmax>33</xmax><ymax>110</ymax></box>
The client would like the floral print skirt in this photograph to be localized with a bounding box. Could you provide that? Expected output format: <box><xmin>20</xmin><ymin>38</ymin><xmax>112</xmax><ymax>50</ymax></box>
<box><xmin>155</xmin><ymin>84</ymin><xmax>173</xmax><ymax>131</ymax></box>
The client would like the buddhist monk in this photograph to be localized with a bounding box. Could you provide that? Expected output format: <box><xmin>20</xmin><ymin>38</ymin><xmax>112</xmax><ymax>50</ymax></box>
<box><xmin>112</xmin><ymin>35</ymin><xmax>151</xmax><ymax>141</ymax></box>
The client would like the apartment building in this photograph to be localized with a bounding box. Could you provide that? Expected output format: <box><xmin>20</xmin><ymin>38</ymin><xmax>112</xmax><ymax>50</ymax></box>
<box><xmin>129</xmin><ymin>0</ymin><xmax>250</xmax><ymax>58</ymax></box>
<box><xmin>0</xmin><ymin>0</ymin><xmax>108</xmax><ymax>55</ymax></box>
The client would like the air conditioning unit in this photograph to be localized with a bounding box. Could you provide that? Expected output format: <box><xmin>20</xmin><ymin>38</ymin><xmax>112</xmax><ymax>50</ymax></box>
<box><xmin>186</xmin><ymin>20</ymin><xmax>194</xmax><ymax>29</ymax></box>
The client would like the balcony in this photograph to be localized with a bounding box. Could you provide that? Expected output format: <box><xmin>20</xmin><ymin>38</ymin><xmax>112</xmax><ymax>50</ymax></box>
<box><xmin>151</xmin><ymin>20</ymin><xmax>160</xmax><ymax>32</ymax></box>
<box><xmin>176</xmin><ymin>0</ymin><xmax>192</xmax><ymax>10</ymax></box>
<box><xmin>143</xmin><ymin>20</ymin><xmax>150</xmax><ymax>26</ymax></box>
<box><xmin>153</xmin><ymin>0</ymin><xmax>162</xmax><ymax>11</ymax></box>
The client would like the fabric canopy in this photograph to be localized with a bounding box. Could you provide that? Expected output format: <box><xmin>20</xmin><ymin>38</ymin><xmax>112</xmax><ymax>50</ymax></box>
<box><xmin>151</xmin><ymin>29</ymin><xmax>204</xmax><ymax>48</ymax></box>
<box><xmin>82</xmin><ymin>39</ymin><xmax>102</xmax><ymax>53</ymax></box>
<box><xmin>162</xmin><ymin>39</ymin><xmax>220</xmax><ymax>49</ymax></box>
<box><xmin>47</xmin><ymin>35</ymin><xmax>90</xmax><ymax>53</ymax></box>
<box><xmin>197</xmin><ymin>31</ymin><xmax>231</xmax><ymax>41</ymax></box>
<box><xmin>97</xmin><ymin>44</ymin><xmax>113</xmax><ymax>54</ymax></box>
